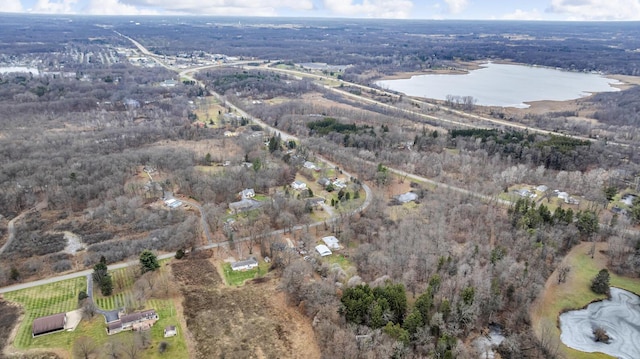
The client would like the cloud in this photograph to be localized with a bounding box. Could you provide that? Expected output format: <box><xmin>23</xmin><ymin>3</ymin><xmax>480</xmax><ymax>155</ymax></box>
<box><xmin>322</xmin><ymin>0</ymin><xmax>413</xmax><ymax>18</ymax></box>
<box><xmin>546</xmin><ymin>0</ymin><xmax>640</xmax><ymax>20</ymax></box>
<box><xmin>120</xmin><ymin>0</ymin><xmax>314</xmax><ymax>15</ymax></box>
<box><xmin>502</xmin><ymin>9</ymin><xmax>543</xmax><ymax>20</ymax></box>
<box><xmin>30</xmin><ymin>0</ymin><xmax>79</xmax><ymax>14</ymax></box>
<box><xmin>1</xmin><ymin>0</ymin><xmax>23</xmax><ymax>13</ymax></box>
<box><xmin>85</xmin><ymin>0</ymin><xmax>157</xmax><ymax>15</ymax></box>
<box><xmin>444</xmin><ymin>0</ymin><xmax>469</xmax><ymax>14</ymax></box>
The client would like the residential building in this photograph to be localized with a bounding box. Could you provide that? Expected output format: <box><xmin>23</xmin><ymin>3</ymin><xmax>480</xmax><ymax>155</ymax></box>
<box><xmin>231</xmin><ymin>257</ymin><xmax>259</xmax><ymax>271</ymax></box>
<box><xmin>106</xmin><ymin>309</ymin><xmax>159</xmax><ymax>335</ymax></box>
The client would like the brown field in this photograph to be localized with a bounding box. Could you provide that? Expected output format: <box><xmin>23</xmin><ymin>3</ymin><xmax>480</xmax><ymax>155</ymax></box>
<box><xmin>171</xmin><ymin>257</ymin><xmax>320</xmax><ymax>359</ymax></box>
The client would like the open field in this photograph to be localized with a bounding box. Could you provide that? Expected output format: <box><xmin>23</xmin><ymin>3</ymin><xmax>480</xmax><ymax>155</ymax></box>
<box><xmin>531</xmin><ymin>241</ymin><xmax>640</xmax><ymax>359</ymax></box>
<box><xmin>172</xmin><ymin>257</ymin><xmax>320</xmax><ymax>359</ymax></box>
<box><xmin>221</xmin><ymin>261</ymin><xmax>269</xmax><ymax>286</ymax></box>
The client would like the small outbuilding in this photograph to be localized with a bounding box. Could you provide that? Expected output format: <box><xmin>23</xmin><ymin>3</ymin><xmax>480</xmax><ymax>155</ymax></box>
<box><xmin>315</xmin><ymin>244</ymin><xmax>332</xmax><ymax>257</ymax></box>
<box><xmin>32</xmin><ymin>313</ymin><xmax>67</xmax><ymax>337</ymax></box>
<box><xmin>164</xmin><ymin>325</ymin><xmax>178</xmax><ymax>338</ymax></box>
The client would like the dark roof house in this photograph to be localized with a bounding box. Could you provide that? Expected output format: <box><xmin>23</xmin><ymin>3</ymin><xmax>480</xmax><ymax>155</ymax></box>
<box><xmin>106</xmin><ymin>309</ymin><xmax>159</xmax><ymax>335</ymax></box>
<box><xmin>32</xmin><ymin>313</ymin><xmax>67</xmax><ymax>337</ymax></box>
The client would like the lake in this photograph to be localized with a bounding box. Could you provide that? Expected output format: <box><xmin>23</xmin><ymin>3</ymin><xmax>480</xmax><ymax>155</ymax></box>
<box><xmin>0</xmin><ymin>66</ymin><xmax>39</xmax><ymax>74</ymax></box>
<box><xmin>559</xmin><ymin>287</ymin><xmax>640</xmax><ymax>359</ymax></box>
<box><xmin>376</xmin><ymin>62</ymin><xmax>622</xmax><ymax>108</ymax></box>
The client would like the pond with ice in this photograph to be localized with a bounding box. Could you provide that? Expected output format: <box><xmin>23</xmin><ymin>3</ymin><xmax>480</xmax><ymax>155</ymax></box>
<box><xmin>559</xmin><ymin>287</ymin><xmax>640</xmax><ymax>359</ymax></box>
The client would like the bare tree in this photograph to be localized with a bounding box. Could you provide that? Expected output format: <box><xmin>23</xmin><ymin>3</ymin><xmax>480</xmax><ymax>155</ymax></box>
<box><xmin>557</xmin><ymin>265</ymin><xmax>571</xmax><ymax>284</ymax></box>
<box><xmin>73</xmin><ymin>336</ymin><xmax>97</xmax><ymax>359</ymax></box>
<box><xmin>121</xmin><ymin>335</ymin><xmax>142</xmax><ymax>359</ymax></box>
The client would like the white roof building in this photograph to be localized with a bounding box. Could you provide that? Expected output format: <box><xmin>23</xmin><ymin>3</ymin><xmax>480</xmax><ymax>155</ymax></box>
<box><xmin>240</xmin><ymin>188</ymin><xmax>255</xmax><ymax>199</ymax></box>
<box><xmin>322</xmin><ymin>236</ymin><xmax>340</xmax><ymax>250</ymax></box>
<box><xmin>292</xmin><ymin>180</ymin><xmax>307</xmax><ymax>190</ymax></box>
<box><xmin>315</xmin><ymin>244</ymin><xmax>332</xmax><ymax>257</ymax></box>
<box><xmin>231</xmin><ymin>257</ymin><xmax>259</xmax><ymax>271</ymax></box>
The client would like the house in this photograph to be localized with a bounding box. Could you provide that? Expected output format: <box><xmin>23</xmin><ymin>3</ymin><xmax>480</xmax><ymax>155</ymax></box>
<box><xmin>32</xmin><ymin>313</ymin><xmax>67</xmax><ymax>337</ymax></box>
<box><xmin>395</xmin><ymin>192</ymin><xmax>419</xmax><ymax>204</ymax></box>
<box><xmin>303</xmin><ymin>161</ymin><xmax>318</xmax><ymax>171</ymax></box>
<box><xmin>322</xmin><ymin>236</ymin><xmax>340</xmax><ymax>250</ymax></box>
<box><xmin>231</xmin><ymin>257</ymin><xmax>259</xmax><ymax>271</ymax></box>
<box><xmin>106</xmin><ymin>309</ymin><xmax>159</xmax><ymax>335</ymax></box>
<box><xmin>332</xmin><ymin>179</ymin><xmax>347</xmax><ymax>189</ymax></box>
<box><xmin>161</xmin><ymin>79</ymin><xmax>178</xmax><ymax>87</ymax></box>
<box><xmin>164</xmin><ymin>325</ymin><xmax>178</xmax><ymax>338</ymax></box>
<box><xmin>318</xmin><ymin>177</ymin><xmax>331</xmax><ymax>187</ymax></box>
<box><xmin>515</xmin><ymin>189</ymin><xmax>536</xmax><ymax>198</ymax></box>
<box><xmin>557</xmin><ymin>192</ymin><xmax>569</xmax><ymax>201</ymax></box>
<box><xmin>306</xmin><ymin>197</ymin><xmax>326</xmax><ymax>208</ymax></box>
<box><xmin>164</xmin><ymin>198</ymin><xmax>183</xmax><ymax>209</ymax></box>
<box><xmin>536</xmin><ymin>185</ymin><xmax>549</xmax><ymax>192</ymax></box>
<box><xmin>292</xmin><ymin>180</ymin><xmax>307</xmax><ymax>190</ymax></box>
<box><xmin>239</xmin><ymin>188</ymin><xmax>256</xmax><ymax>199</ymax></box>
<box><xmin>315</xmin><ymin>244</ymin><xmax>332</xmax><ymax>257</ymax></box>
<box><xmin>229</xmin><ymin>198</ymin><xmax>261</xmax><ymax>213</ymax></box>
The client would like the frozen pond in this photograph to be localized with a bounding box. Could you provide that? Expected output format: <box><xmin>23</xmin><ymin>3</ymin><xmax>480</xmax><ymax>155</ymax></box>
<box><xmin>473</xmin><ymin>325</ymin><xmax>505</xmax><ymax>359</ymax></box>
<box><xmin>376</xmin><ymin>62</ymin><xmax>621</xmax><ymax>108</ymax></box>
<box><xmin>559</xmin><ymin>287</ymin><xmax>640</xmax><ymax>359</ymax></box>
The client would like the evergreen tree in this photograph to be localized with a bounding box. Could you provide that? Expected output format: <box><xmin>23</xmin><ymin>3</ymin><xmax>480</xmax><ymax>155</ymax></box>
<box><xmin>591</xmin><ymin>269</ymin><xmax>610</xmax><ymax>295</ymax></box>
<box><xmin>140</xmin><ymin>250</ymin><xmax>160</xmax><ymax>273</ymax></box>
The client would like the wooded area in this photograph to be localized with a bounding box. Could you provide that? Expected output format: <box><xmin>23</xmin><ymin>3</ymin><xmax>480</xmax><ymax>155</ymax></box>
<box><xmin>0</xmin><ymin>14</ymin><xmax>639</xmax><ymax>359</ymax></box>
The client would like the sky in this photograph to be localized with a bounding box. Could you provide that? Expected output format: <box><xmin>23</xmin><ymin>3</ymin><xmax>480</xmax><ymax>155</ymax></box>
<box><xmin>2</xmin><ymin>0</ymin><xmax>640</xmax><ymax>21</ymax></box>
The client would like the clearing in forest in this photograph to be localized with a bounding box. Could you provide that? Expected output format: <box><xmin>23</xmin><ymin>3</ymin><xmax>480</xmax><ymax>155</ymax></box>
<box><xmin>172</xmin><ymin>257</ymin><xmax>321</xmax><ymax>359</ymax></box>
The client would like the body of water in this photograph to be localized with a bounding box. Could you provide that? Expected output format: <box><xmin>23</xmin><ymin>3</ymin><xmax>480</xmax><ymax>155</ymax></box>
<box><xmin>0</xmin><ymin>66</ymin><xmax>39</xmax><ymax>74</ymax></box>
<box><xmin>376</xmin><ymin>62</ymin><xmax>621</xmax><ymax>108</ymax></box>
<box><xmin>559</xmin><ymin>287</ymin><xmax>640</xmax><ymax>359</ymax></box>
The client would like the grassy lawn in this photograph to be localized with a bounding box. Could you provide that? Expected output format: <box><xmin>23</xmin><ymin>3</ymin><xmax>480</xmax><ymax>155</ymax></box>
<box><xmin>323</xmin><ymin>253</ymin><xmax>353</xmax><ymax>271</ymax></box>
<box><xmin>222</xmin><ymin>261</ymin><xmax>269</xmax><ymax>286</ymax></box>
<box><xmin>4</xmin><ymin>263</ymin><xmax>188</xmax><ymax>358</ymax></box>
<box><xmin>531</xmin><ymin>241</ymin><xmax>640</xmax><ymax>359</ymax></box>
<box><xmin>3</xmin><ymin>277</ymin><xmax>86</xmax><ymax>349</ymax></box>
<box><xmin>142</xmin><ymin>299</ymin><xmax>189</xmax><ymax>359</ymax></box>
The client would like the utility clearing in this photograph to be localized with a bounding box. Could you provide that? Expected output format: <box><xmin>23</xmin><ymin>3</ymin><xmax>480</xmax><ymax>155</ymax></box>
<box><xmin>171</xmin><ymin>256</ymin><xmax>320</xmax><ymax>359</ymax></box>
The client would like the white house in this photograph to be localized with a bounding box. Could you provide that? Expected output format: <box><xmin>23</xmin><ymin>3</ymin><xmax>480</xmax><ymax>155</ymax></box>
<box><xmin>315</xmin><ymin>244</ymin><xmax>332</xmax><ymax>257</ymax></box>
<box><xmin>292</xmin><ymin>180</ymin><xmax>307</xmax><ymax>190</ymax></box>
<box><xmin>303</xmin><ymin>161</ymin><xmax>318</xmax><ymax>171</ymax></box>
<box><xmin>240</xmin><ymin>188</ymin><xmax>255</xmax><ymax>199</ymax></box>
<box><xmin>395</xmin><ymin>192</ymin><xmax>419</xmax><ymax>204</ymax></box>
<box><xmin>231</xmin><ymin>257</ymin><xmax>259</xmax><ymax>271</ymax></box>
<box><xmin>322</xmin><ymin>236</ymin><xmax>340</xmax><ymax>250</ymax></box>
<box><xmin>164</xmin><ymin>198</ymin><xmax>183</xmax><ymax>209</ymax></box>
